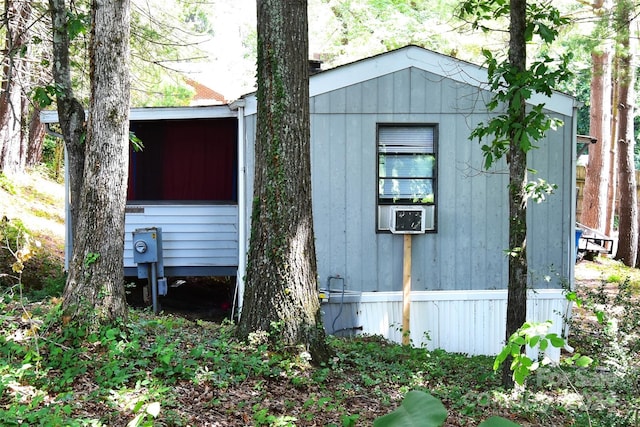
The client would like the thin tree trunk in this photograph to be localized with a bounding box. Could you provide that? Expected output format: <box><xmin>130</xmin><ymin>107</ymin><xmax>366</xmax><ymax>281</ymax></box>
<box><xmin>613</xmin><ymin>0</ymin><xmax>637</xmax><ymax>267</ymax></box>
<box><xmin>607</xmin><ymin>60</ymin><xmax>619</xmax><ymax>238</ymax></box>
<box><xmin>502</xmin><ymin>0</ymin><xmax>528</xmax><ymax>390</ymax></box>
<box><xmin>49</xmin><ymin>0</ymin><xmax>86</xmax><ymax>240</ymax></box>
<box><xmin>582</xmin><ymin>49</ymin><xmax>612</xmax><ymax>232</ymax></box>
<box><xmin>0</xmin><ymin>0</ymin><xmax>32</xmax><ymax>175</ymax></box>
<box><xmin>238</xmin><ymin>0</ymin><xmax>332</xmax><ymax>364</ymax></box>
<box><xmin>62</xmin><ymin>0</ymin><xmax>131</xmax><ymax>323</ymax></box>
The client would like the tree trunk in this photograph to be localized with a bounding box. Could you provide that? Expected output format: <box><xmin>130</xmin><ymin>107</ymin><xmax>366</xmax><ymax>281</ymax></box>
<box><xmin>49</xmin><ymin>0</ymin><xmax>87</xmax><ymax>241</ymax></box>
<box><xmin>606</xmin><ymin>58</ymin><xmax>619</xmax><ymax>239</ymax></box>
<box><xmin>581</xmin><ymin>49</ymin><xmax>612</xmax><ymax>232</ymax></box>
<box><xmin>0</xmin><ymin>0</ymin><xmax>32</xmax><ymax>175</ymax></box>
<box><xmin>62</xmin><ymin>0</ymin><xmax>131</xmax><ymax>324</ymax></box>
<box><xmin>613</xmin><ymin>0</ymin><xmax>637</xmax><ymax>267</ymax></box>
<box><xmin>26</xmin><ymin>106</ymin><xmax>46</xmax><ymax>167</ymax></box>
<box><xmin>237</xmin><ymin>0</ymin><xmax>332</xmax><ymax>364</ymax></box>
<box><xmin>502</xmin><ymin>0</ymin><xmax>528</xmax><ymax>390</ymax></box>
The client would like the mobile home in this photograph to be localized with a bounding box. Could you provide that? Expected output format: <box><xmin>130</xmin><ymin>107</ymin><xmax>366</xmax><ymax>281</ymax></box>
<box><xmin>42</xmin><ymin>45</ymin><xmax>578</xmax><ymax>356</ymax></box>
<box><xmin>238</xmin><ymin>45</ymin><xmax>577</xmax><ymax>354</ymax></box>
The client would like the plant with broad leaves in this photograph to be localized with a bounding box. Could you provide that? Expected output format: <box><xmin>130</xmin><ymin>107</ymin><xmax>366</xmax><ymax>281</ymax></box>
<box><xmin>494</xmin><ymin>320</ymin><xmax>593</xmax><ymax>386</ymax></box>
<box><xmin>373</xmin><ymin>390</ymin><xmax>519</xmax><ymax>426</ymax></box>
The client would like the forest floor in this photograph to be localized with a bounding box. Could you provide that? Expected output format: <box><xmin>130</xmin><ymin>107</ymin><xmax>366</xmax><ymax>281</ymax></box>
<box><xmin>1</xmin><ymin>169</ymin><xmax>639</xmax><ymax>426</ymax></box>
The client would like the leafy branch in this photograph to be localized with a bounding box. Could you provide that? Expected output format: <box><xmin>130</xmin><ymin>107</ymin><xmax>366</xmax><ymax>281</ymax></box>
<box><xmin>459</xmin><ymin>0</ymin><xmax>573</xmax><ymax>170</ymax></box>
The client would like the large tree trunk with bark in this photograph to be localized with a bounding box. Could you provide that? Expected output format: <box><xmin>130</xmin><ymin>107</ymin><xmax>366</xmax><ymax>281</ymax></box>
<box><xmin>0</xmin><ymin>0</ymin><xmax>32</xmax><ymax>175</ymax></box>
<box><xmin>613</xmin><ymin>0</ymin><xmax>637</xmax><ymax>267</ymax></box>
<box><xmin>237</xmin><ymin>0</ymin><xmax>332</xmax><ymax>364</ymax></box>
<box><xmin>502</xmin><ymin>0</ymin><xmax>528</xmax><ymax>390</ymax></box>
<box><xmin>582</xmin><ymin>48</ymin><xmax>612</xmax><ymax>232</ymax></box>
<box><xmin>62</xmin><ymin>0</ymin><xmax>131</xmax><ymax>324</ymax></box>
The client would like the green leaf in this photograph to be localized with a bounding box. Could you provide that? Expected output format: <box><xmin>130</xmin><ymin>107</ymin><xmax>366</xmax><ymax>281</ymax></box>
<box><xmin>130</xmin><ymin>132</ymin><xmax>145</xmax><ymax>152</ymax></box>
<box><xmin>132</xmin><ymin>400</ymin><xmax>146</xmax><ymax>413</ymax></box>
<box><xmin>493</xmin><ymin>346</ymin><xmax>510</xmax><ymax>371</ymax></box>
<box><xmin>373</xmin><ymin>391</ymin><xmax>447</xmax><ymax>427</ymax></box>
<box><xmin>565</xmin><ymin>290</ymin><xmax>578</xmax><ymax>301</ymax></box>
<box><xmin>32</xmin><ymin>87</ymin><xmax>53</xmax><ymax>108</ymax></box>
<box><xmin>479</xmin><ymin>416</ymin><xmax>521</xmax><ymax>427</ymax></box>
<box><xmin>547</xmin><ymin>334</ymin><xmax>565</xmax><ymax>348</ymax></box>
<box><xmin>539</xmin><ymin>339</ymin><xmax>548</xmax><ymax>351</ymax></box>
<box><xmin>519</xmin><ymin>356</ymin><xmax>533</xmax><ymax>368</ymax></box>
<box><xmin>537</xmin><ymin>24</ymin><xmax>555</xmax><ymax>43</ymax></box>
<box><xmin>512</xmin><ymin>336</ymin><xmax>526</xmax><ymax>346</ymax></box>
<box><xmin>67</xmin><ymin>11</ymin><xmax>89</xmax><ymax>40</ymax></box>
<box><xmin>105</xmin><ymin>328</ymin><xmax>119</xmax><ymax>340</ymax></box>
<box><xmin>574</xmin><ymin>355</ymin><xmax>593</xmax><ymax>368</ymax></box>
<box><xmin>513</xmin><ymin>366</ymin><xmax>527</xmax><ymax>385</ymax></box>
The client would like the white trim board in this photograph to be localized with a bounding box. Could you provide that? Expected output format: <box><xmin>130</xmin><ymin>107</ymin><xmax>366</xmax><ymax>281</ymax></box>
<box><xmin>40</xmin><ymin>105</ymin><xmax>236</xmax><ymax>124</ymax></box>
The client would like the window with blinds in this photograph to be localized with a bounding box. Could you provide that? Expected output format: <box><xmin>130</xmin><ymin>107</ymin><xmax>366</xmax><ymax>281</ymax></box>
<box><xmin>377</xmin><ymin>125</ymin><xmax>436</xmax><ymax>205</ymax></box>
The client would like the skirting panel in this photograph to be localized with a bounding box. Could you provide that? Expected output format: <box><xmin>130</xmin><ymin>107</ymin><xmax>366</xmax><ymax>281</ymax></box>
<box><xmin>321</xmin><ymin>289</ymin><xmax>569</xmax><ymax>361</ymax></box>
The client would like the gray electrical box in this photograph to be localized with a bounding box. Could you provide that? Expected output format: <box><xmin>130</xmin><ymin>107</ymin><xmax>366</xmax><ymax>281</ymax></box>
<box><xmin>132</xmin><ymin>227</ymin><xmax>164</xmax><ymax>278</ymax></box>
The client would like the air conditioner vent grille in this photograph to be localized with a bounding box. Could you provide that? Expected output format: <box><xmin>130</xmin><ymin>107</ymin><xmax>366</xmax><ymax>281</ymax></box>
<box><xmin>390</xmin><ymin>206</ymin><xmax>427</xmax><ymax>234</ymax></box>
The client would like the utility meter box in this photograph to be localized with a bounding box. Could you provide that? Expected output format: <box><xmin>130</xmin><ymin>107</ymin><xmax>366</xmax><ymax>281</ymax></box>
<box><xmin>133</xmin><ymin>227</ymin><xmax>161</xmax><ymax>263</ymax></box>
<box><xmin>132</xmin><ymin>227</ymin><xmax>164</xmax><ymax>278</ymax></box>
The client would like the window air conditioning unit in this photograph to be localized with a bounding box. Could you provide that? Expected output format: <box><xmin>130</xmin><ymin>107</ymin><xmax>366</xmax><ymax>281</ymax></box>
<box><xmin>389</xmin><ymin>206</ymin><xmax>427</xmax><ymax>234</ymax></box>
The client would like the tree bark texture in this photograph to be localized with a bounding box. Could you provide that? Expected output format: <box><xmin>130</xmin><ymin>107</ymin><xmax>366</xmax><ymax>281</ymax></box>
<box><xmin>0</xmin><ymin>0</ymin><xmax>32</xmax><ymax>175</ymax></box>
<box><xmin>238</xmin><ymin>0</ymin><xmax>331</xmax><ymax>363</ymax></box>
<box><xmin>582</xmin><ymin>49</ymin><xmax>612</xmax><ymax>233</ymax></box>
<box><xmin>613</xmin><ymin>0</ymin><xmax>637</xmax><ymax>267</ymax></box>
<box><xmin>502</xmin><ymin>0</ymin><xmax>528</xmax><ymax>390</ymax></box>
<box><xmin>49</xmin><ymin>0</ymin><xmax>86</xmax><ymax>239</ymax></box>
<box><xmin>62</xmin><ymin>0</ymin><xmax>131</xmax><ymax>323</ymax></box>
<box><xmin>26</xmin><ymin>106</ymin><xmax>46</xmax><ymax>166</ymax></box>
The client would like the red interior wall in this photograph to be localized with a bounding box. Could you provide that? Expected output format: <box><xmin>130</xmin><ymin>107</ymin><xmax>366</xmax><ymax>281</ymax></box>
<box><xmin>128</xmin><ymin>118</ymin><xmax>237</xmax><ymax>201</ymax></box>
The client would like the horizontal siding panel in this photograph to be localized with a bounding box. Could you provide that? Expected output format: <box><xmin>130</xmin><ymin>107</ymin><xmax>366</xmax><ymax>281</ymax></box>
<box><xmin>125</xmin><ymin>246</ymin><xmax>236</xmax><ymax>258</ymax></box>
<box><xmin>163</xmin><ymin>248</ymin><xmax>237</xmax><ymax>258</ymax></box>
<box><xmin>125</xmin><ymin>214</ymin><xmax>238</xmax><ymax>225</ymax></box>
<box><xmin>124</xmin><ymin>232</ymin><xmax>237</xmax><ymax>242</ymax></box>
<box><xmin>126</xmin><ymin>224</ymin><xmax>237</xmax><ymax>234</ymax></box>
<box><xmin>159</xmin><ymin>240</ymin><xmax>238</xmax><ymax>250</ymax></box>
<box><xmin>124</xmin><ymin>204</ymin><xmax>238</xmax><ymax>270</ymax></box>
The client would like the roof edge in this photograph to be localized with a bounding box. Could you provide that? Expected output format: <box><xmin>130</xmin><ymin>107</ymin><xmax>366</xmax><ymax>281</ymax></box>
<box><xmin>242</xmin><ymin>45</ymin><xmax>574</xmax><ymax>117</ymax></box>
<box><xmin>40</xmin><ymin>104</ymin><xmax>236</xmax><ymax>124</ymax></box>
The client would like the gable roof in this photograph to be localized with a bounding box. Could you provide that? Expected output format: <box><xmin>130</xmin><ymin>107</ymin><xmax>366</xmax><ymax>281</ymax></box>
<box><xmin>185</xmin><ymin>78</ymin><xmax>227</xmax><ymax>105</ymax></box>
<box><xmin>243</xmin><ymin>45</ymin><xmax>576</xmax><ymax>117</ymax></box>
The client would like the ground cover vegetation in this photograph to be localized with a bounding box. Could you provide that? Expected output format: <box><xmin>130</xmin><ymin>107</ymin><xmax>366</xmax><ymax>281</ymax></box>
<box><xmin>1</xmin><ymin>173</ymin><xmax>640</xmax><ymax>426</ymax></box>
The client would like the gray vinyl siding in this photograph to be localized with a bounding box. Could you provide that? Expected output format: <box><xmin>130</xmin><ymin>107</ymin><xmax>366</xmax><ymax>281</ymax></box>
<box><xmin>124</xmin><ymin>204</ymin><xmax>238</xmax><ymax>269</ymax></box>
<box><xmin>246</xmin><ymin>66</ymin><xmax>572</xmax><ymax>293</ymax></box>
